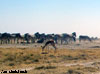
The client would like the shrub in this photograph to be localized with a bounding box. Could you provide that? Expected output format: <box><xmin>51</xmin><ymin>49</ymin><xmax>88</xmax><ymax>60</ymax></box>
<box><xmin>67</xmin><ymin>69</ymin><xmax>83</xmax><ymax>74</ymax></box>
<box><xmin>35</xmin><ymin>65</ymin><xmax>56</xmax><ymax>70</ymax></box>
<box><xmin>8</xmin><ymin>62</ymin><xmax>15</xmax><ymax>66</ymax></box>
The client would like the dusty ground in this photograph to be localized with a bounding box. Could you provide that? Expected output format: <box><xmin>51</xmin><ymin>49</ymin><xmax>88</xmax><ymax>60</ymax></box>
<box><xmin>0</xmin><ymin>40</ymin><xmax>100</xmax><ymax>74</ymax></box>
<box><xmin>0</xmin><ymin>39</ymin><xmax>100</xmax><ymax>49</ymax></box>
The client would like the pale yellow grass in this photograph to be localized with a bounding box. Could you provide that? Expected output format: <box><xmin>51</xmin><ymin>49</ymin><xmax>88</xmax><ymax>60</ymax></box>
<box><xmin>0</xmin><ymin>47</ymin><xmax>100</xmax><ymax>74</ymax></box>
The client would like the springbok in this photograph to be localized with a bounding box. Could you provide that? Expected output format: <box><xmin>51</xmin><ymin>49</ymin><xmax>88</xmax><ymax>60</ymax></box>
<box><xmin>42</xmin><ymin>39</ymin><xmax>57</xmax><ymax>53</ymax></box>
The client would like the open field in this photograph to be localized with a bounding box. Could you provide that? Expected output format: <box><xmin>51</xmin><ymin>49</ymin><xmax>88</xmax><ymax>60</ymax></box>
<box><xmin>0</xmin><ymin>41</ymin><xmax>100</xmax><ymax>74</ymax></box>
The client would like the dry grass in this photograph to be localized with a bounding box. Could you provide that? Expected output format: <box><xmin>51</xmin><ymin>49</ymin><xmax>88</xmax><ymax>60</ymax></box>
<box><xmin>0</xmin><ymin>47</ymin><xmax>100</xmax><ymax>74</ymax></box>
<box><xmin>28</xmin><ymin>65</ymin><xmax>99</xmax><ymax>74</ymax></box>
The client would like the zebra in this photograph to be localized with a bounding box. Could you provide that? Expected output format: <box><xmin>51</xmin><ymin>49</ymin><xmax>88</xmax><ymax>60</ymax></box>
<box><xmin>79</xmin><ymin>35</ymin><xmax>92</xmax><ymax>42</ymax></box>
<box><xmin>61</xmin><ymin>32</ymin><xmax>76</xmax><ymax>44</ymax></box>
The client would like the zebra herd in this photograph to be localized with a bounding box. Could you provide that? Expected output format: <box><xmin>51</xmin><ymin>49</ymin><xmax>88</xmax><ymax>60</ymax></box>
<box><xmin>0</xmin><ymin>32</ymin><xmax>98</xmax><ymax>44</ymax></box>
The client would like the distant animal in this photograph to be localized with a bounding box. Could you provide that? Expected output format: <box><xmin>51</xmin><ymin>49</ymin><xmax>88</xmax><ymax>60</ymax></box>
<box><xmin>91</xmin><ymin>37</ymin><xmax>98</xmax><ymax>41</ymax></box>
<box><xmin>0</xmin><ymin>33</ymin><xmax>13</xmax><ymax>44</ymax></box>
<box><xmin>79</xmin><ymin>35</ymin><xmax>92</xmax><ymax>42</ymax></box>
<box><xmin>37</xmin><ymin>38</ymin><xmax>44</xmax><ymax>43</ymax></box>
<box><xmin>12</xmin><ymin>33</ymin><xmax>23</xmax><ymax>44</ymax></box>
<box><xmin>61</xmin><ymin>32</ymin><xmax>76</xmax><ymax>44</ymax></box>
<box><xmin>42</xmin><ymin>40</ymin><xmax>57</xmax><ymax>52</ymax></box>
<box><xmin>24</xmin><ymin>33</ymin><xmax>34</xmax><ymax>44</ymax></box>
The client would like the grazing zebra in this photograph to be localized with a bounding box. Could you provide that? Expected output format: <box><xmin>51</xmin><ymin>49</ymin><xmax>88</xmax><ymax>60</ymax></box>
<box><xmin>79</xmin><ymin>35</ymin><xmax>92</xmax><ymax>42</ymax></box>
<box><xmin>61</xmin><ymin>32</ymin><xmax>76</xmax><ymax>44</ymax></box>
<box><xmin>42</xmin><ymin>40</ymin><xmax>57</xmax><ymax>52</ymax></box>
<box><xmin>37</xmin><ymin>38</ymin><xmax>44</xmax><ymax>43</ymax></box>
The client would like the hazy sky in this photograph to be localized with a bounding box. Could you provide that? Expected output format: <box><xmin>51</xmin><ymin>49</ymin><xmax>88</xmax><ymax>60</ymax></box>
<box><xmin>0</xmin><ymin>0</ymin><xmax>100</xmax><ymax>37</ymax></box>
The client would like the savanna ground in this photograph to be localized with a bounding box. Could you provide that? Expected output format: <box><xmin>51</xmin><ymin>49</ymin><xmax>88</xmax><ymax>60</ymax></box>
<box><xmin>0</xmin><ymin>40</ymin><xmax>100</xmax><ymax>74</ymax></box>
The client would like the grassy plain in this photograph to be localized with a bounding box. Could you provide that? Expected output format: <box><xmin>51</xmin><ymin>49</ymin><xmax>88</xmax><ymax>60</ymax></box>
<box><xmin>0</xmin><ymin>46</ymin><xmax>100</xmax><ymax>74</ymax></box>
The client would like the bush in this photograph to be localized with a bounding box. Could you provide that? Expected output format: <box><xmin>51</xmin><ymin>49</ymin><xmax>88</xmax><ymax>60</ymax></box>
<box><xmin>4</xmin><ymin>54</ymin><xmax>16</xmax><ymax>62</ymax></box>
<box><xmin>8</xmin><ymin>62</ymin><xmax>15</xmax><ymax>66</ymax></box>
<box><xmin>62</xmin><ymin>55</ymin><xmax>76</xmax><ymax>60</ymax></box>
<box><xmin>67</xmin><ymin>69</ymin><xmax>83</xmax><ymax>74</ymax></box>
<box><xmin>35</xmin><ymin>65</ymin><xmax>56</xmax><ymax>70</ymax></box>
<box><xmin>49</xmin><ymin>55</ymin><xmax>56</xmax><ymax>58</ymax></box>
